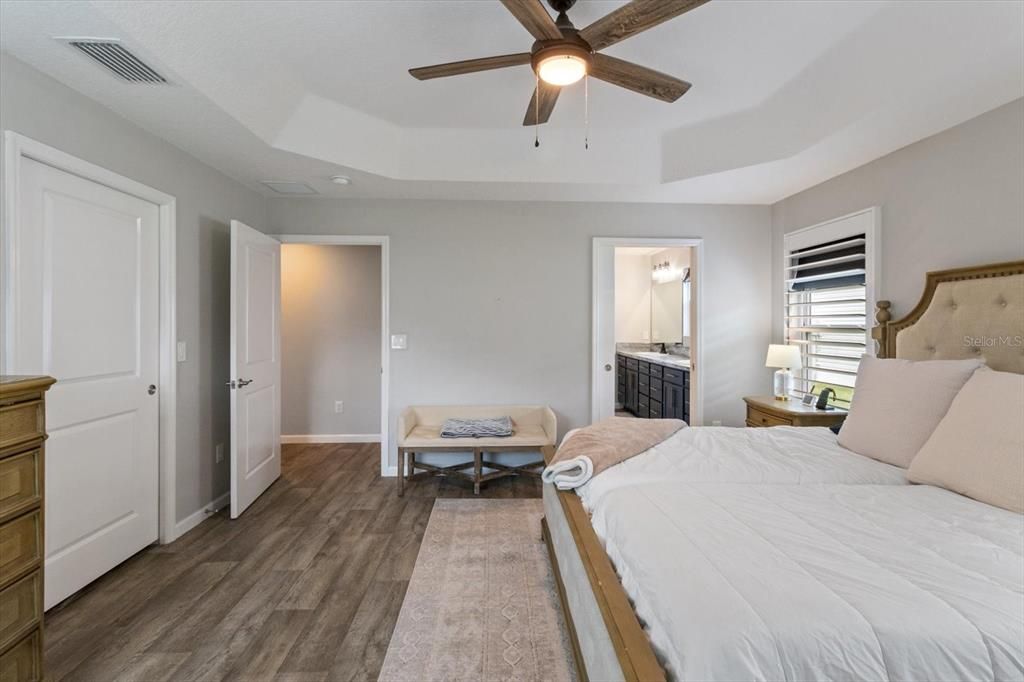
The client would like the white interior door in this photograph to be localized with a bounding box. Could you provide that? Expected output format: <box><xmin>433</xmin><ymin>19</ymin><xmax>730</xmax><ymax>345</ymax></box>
<box><xmin>7</xmin><ymin>157</ymin><xmax>160</xmax><ymax>608</ymax></box>
<box><xmin>592</xmin><ymin>241</ymin><xmax>617</xmax><ymax>422</ymax></box>
<box><xmin>230</xmin><ymin>220</ymin><xmax>281</xmax><ymax>518</ymax></box>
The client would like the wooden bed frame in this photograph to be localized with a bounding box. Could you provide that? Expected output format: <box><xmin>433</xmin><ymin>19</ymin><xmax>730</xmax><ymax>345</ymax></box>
<box><xmin>542</xmin><ymin>259</ymin><xmax>1024</xmax><ymax>681</ymax></box>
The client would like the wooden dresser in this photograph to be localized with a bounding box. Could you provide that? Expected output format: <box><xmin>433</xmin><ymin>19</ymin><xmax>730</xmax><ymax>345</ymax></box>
<box><xmin>743</xmin><ymin>395</ymin><xmax>847</xmax><ymax>429</ymax></box>
<box><xmin>0</xmin><ymin>376</ymin><xmax>54</xmax><ymax>682</ymax></box>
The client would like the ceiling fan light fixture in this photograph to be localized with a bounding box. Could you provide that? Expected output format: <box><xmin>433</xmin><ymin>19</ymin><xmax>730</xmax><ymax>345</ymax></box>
<box><xmin>537</xmin><ymin>53</ymin><xmax>587</xmax><ymax>86</ymax></box>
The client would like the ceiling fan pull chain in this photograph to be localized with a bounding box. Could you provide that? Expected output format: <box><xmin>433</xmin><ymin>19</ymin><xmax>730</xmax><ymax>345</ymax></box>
<box><xmin>584</xmin><ymin>74</ymin><xmax>589</xmax><ymax>150</ymax></box>
<box><xmin>534</xmin><ymin>74</ymin><xmax>540</xmax><ymax>148</ymax></box>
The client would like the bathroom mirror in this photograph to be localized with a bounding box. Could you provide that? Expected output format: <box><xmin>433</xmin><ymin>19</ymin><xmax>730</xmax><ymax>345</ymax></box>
<box><xmin>651</xmin><ymin>270</ymin><xmax>690</xmax><ymax>344</ymax></box>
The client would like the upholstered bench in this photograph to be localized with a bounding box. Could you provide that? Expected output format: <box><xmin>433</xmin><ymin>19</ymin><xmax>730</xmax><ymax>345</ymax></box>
<box><xmin>397</xmin><ymin>405</ymin><xmax>557</xmax><ymax>496</ymax></box>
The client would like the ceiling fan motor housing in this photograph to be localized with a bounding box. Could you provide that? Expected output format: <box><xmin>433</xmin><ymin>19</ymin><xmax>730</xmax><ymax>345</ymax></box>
<box><xmin>546</xmin><ymin>0</ymin><xmax>578</xmax><ymax>14</ymax></box>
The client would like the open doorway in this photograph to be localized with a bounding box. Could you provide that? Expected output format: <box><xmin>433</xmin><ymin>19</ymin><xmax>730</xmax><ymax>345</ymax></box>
<box><xmin>228</xmin><ymin>231</ymin><xmax>389</xmax><ymax>519</ymax></box>
<box><xmin>276</xmin><ymin>236</ymin><xmax>387</xmax><ymax>464</ymax></box>
<box><xmin>280</xmin><ymin>243</ymin><xmax>383</xmax><ymax>444</ymax></box>
<box><xmin>592</xmin><ymin>238</ymin><xmax>703</xmax><ymax>425</ymax></box>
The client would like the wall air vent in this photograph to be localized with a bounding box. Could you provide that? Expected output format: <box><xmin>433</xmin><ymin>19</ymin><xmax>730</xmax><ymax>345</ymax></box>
<box><xmin>61</xmin><ymin>38</ymin><xmax>168</xmax><ymax>84</ymax></box>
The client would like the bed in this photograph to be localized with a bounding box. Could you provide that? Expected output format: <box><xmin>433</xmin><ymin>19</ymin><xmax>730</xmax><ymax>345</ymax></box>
<box><xmin>542</xmin><ymin>259</ymin><xmax>1024</xmax><ymax>682</ymax></box>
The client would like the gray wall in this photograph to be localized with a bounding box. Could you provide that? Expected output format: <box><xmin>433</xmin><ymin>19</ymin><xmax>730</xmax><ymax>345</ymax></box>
<box><xmin>281</xmin><ymin>244</ymin><xmax>381</xmax><ymax>436</ymax></box>
<box><xmin>267</xmin><ymin>199</ymin><xmax>774</xmax><ymax>469</ymax></box>
<box><xmin>0</xmin><ymin>54</ymin><xmax>266</xmax><ymax>524</ymax></box>
<box><xmin>771</xmin><ymin>98</ymin><xmax>1024</xmax><ymax>340</ymax></box>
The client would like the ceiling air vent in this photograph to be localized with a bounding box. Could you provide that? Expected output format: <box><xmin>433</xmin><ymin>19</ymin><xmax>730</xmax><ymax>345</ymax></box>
<box><xmin>62</xmin><ymin>39</ymin><xmax>168</xmax><ymax>84</ymax></box>
<box><xmin>261</xmin><ymin>182</ymin><xmax>319</xmax><ymax>196</ymax></box>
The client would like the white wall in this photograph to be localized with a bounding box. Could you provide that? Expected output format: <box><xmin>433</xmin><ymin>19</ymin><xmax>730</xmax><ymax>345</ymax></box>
<box><xmin>268</xmin><ymin>199</ymin><xmax>773</xmax><ymax>469</ymax></box>
<box><xmin>0</xmin><ymin>54</ymin><xmax>267</xmax><ymax>524</ymax></box>
<box><xmin>281</xmin><ymin>244</ymin><xmax>381</xmax><ymax>436</ymax></box>
<box><xmin>614</xmin><ymin>252</ymin><xmax>651</xmax><ymax>343</ymax></box>
<box><xmin>771</xmin><ymin>98</ymin><xmax>1024</xmax><ymax>340</ymax></box>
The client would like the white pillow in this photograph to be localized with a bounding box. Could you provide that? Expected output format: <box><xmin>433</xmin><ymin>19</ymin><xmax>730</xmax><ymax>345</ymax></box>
<box><xmin>837</xmin><ymin>356</ymin><xmax>983</xmax><ymax>467</ymax></box>
<box><xmin>908</xmin><ymin>368</ymin><xmax>1024</xmax><ymax>513</ymax></box>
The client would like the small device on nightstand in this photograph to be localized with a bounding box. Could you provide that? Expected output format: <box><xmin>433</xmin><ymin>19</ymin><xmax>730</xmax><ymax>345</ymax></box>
<box><xmin>743</xmin><ymin>395</ymin><xmax>847</xmax><ymax>428</ymax></box>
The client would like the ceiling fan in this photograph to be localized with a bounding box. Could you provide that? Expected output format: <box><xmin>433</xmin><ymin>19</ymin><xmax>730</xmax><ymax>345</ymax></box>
<box><xmin>410</xmin><ymin>0</ymin><xmax>709</xmax><ymax>126</ymax></box>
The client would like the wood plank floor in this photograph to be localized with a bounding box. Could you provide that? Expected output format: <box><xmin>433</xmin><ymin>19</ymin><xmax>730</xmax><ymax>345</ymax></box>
<box><xmin>45</xmin><ymin>443</ymin><xmax>541</xmax><ymax>682</ymax></box>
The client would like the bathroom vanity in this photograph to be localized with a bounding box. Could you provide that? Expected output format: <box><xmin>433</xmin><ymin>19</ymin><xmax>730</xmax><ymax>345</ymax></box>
<box><xmin>616</xmin><ymin>351</ymin><xmax>689</xmax><ymax>423</ymax></box>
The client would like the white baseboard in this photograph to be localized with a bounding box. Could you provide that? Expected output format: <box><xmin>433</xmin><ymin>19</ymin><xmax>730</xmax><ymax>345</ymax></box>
<box><xmin>281</xmin><ymin>434</ymin><xmax>382</xmax><ymax>444</ymax></box>
<box><xmin>382</xmin><ymin>465</ymin><xmax>398</xmax><ymax>478</ymax></box>
<box><xmin>169</xmin><ymin>492</ymin><xmax>229</xmax><ymax>543</ymax></box>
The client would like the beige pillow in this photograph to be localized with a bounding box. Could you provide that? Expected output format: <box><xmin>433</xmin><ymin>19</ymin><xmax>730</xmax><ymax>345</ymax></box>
<box><xmin>837</xmin><ymin>356</ymin><xmax>983</xmax><ymax>467</ymax></box>
<box><xmin>908</xmin><ymin>368</ymin><xmax>1024</xmax><ymax>513</ymax></box>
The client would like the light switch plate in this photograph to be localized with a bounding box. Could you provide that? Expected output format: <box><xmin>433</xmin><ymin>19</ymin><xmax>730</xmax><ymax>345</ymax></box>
<box><xmin>390</xmin><ymin>334</ymin><xmax>407</xmax><ymax>350</ymax></box>
<box><xmin>177</xmin><ymin>341</ymin><xmax>187</xmax><ymax>362</ymax></box>
<box><xmin>335</xmin><ymin>401</ymin><xmax>344</xmax><ymax>413</ymax></box>
<box><xmin>215</xmin><ymin>443</ymin><xmax>224</xmax><ymax>463</ymax></box>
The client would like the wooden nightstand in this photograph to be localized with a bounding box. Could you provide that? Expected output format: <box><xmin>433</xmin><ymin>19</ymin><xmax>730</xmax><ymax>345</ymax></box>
<box><xmin>743</xmin><ymin>395</ymin><xmax>847</xmax><ymax>428</ymax></box>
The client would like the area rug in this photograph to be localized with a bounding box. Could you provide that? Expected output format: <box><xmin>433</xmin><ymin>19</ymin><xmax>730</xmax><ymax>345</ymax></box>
<box><xmin>378</xmin><ymin>499</ymin><xmax>579</xmax><ymax>682</ymax></box>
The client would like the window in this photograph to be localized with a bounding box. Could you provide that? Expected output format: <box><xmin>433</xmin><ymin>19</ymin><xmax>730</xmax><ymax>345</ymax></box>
<box><xmin>783</xmin><ymin>209</ymin><xmax>879</xmax><ymax>407</ymax></box>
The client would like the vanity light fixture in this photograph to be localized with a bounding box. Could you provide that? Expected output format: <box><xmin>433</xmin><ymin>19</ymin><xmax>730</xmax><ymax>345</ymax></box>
<box><xmin>652</xmin><ymin>261</ymin><xmax>679</xmax><ymax>283</ymax></box>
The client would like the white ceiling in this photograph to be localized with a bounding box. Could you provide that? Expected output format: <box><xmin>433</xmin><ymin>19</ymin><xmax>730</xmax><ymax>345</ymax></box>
<box><xmin>1</xmin><ymin>0</ymin><xmax>1021</xmax><ymax>203</ymax></box>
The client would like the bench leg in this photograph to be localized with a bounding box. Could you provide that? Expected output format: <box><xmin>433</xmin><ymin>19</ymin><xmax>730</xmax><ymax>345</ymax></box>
<box><xmin>474</xmin><ymin>448</ymin><xmax>482</xmax><ymax>495</ymax></box>
<box><xmin>397</xmin><ymin>448</ymin><xmax>406</xmax><ymax>497</ymax></box>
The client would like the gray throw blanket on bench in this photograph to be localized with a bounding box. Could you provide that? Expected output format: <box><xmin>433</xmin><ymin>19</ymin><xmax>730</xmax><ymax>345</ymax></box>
<box><xmin>440</xmin><ymin>416</ymin><xmax>514</xmax><ymax>439</ymax></box>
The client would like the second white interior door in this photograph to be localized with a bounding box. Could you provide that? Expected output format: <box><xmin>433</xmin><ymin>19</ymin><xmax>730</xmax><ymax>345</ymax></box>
<box><xmin>229</xmin><ymin>220</ymin><xmax>282</xmax><ymax>518</ymax></box>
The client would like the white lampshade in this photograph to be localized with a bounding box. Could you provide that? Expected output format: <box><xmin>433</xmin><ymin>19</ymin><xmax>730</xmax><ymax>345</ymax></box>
<box><xmin>765</xmin><ymin>344</ymin><xmax>802</xmax><ymax>370</ymax></box>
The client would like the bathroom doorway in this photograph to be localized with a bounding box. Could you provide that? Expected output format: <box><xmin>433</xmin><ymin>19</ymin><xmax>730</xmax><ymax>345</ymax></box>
<box><xmin>592</xmin><ymin>238</ymin><xmax>703</xmax><ymax>425</ymax></box>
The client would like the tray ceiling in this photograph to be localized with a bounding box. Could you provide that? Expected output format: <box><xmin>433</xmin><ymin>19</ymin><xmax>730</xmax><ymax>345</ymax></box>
<box><xmin>2</xmin><ymin>0</ymin><xmax>1021</xmax><ymax>203</ymax></box>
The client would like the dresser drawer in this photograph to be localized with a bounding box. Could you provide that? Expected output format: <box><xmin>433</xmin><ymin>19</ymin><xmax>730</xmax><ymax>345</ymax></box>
<box><xmin>747</xmin><ymin>407</ymin><xmax>793</xmax><ymax>428</ymax></box>
<box><xmin>0</xmin><ymin>402</ymin><xmax>43</xmax><ymax>453</ymax></box>
<box><xmin>0</xmin><ymin>572</ymin><xmax>41</xmax><ymax>651</ymax></box>
<box><xmin>0</xmin><ymin>512</ymin><xmax>41</xmax><ymax>587</ymax></box>
<box><xmin>625</xmin><ymin>358</ymin><xmax>638</xmax><ymax>370</ymax></box>
<box><xmin>0</xmin><ymin>452</ymin><xmax>41</xmax><ymax>524</ymax></box>
<box><xmin>648</xmin><ymin>363</ymin><xmax>663</xmax><ymax>378</ymax></box>
<box><xmin>0</xmin><ymin>628</ymin><xmax>41</xmax><ymax>682</ymax></box>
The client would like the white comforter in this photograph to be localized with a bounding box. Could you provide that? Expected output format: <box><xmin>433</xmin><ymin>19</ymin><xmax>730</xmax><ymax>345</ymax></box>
<box><xmin>578</xmin><ymin>426</ymin><xmax>907</xmax><ymax>511</ymax></box>
<box><xmin>592</xmin><ymin>482</ymin><xmax>1024</xmax><ymax>681</ymax></box>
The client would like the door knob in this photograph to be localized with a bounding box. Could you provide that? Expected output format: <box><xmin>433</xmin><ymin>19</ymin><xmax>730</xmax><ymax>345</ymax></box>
<box><xmin>604</xmin><ymin>364</ymin><xmax>612</xmax><ymax>371</ymax></box>
<box><xmin>237</xmin><ymin>378</ymin><xmax>253</xmax><ymax>387</ymax></box>
<box><xmin>148</xmin><ymin>384</ymin><xmax>157</xmax><ymax>395</ymax></box>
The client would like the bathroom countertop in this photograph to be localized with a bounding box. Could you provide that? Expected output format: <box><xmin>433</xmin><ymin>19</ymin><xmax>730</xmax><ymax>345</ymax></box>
<box><xmin>616</xmin><ymin>350</ymin><xmax>691</xmax><ymax>370</ymax></box>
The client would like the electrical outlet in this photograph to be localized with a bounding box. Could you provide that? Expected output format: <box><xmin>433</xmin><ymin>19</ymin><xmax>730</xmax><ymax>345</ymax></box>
<box><xmin>215</xmin><ymin>443</ymin><xmax>224</xmax><ymax>463</ymax></box>
<box><xmin>335</xmin><ymin>401</ymin><xmax>344</xmax><ymax>413</ymax></box>
<box><xmin>177</xmin><ymin>341</ymin><xmax>187</xmax><ymax>362</ymax></box>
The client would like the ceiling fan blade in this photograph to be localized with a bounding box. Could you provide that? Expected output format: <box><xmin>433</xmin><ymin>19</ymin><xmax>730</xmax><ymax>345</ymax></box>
<box><xmin>500</xmin><ymin>0</ymin><xmax>563</xmax><ymax>41</ymax></box>
<box><xmin>410</xmin><ymin>53</ymin><xmax>532</xmax><ymax>80</ymax></box>
<box><xmin>589</xmin><ymin>53</ymin><xmax>691</xmax><ymax>102</ymax></box>
<box><xmin>580</xmin><ymin>0</ymin><xmax>710</xmax><ymax>52</ymax></box>
<box><xmin>523</xmin><ymin>81</ymin><xmax>561</xmax><ymax>126</ymax></box>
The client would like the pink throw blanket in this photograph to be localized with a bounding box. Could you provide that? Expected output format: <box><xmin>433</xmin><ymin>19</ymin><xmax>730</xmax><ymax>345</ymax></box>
<box><xmin>542</xmin><ymin>417</ymin><xmax>686</xmax><ymax>490</ymax></box>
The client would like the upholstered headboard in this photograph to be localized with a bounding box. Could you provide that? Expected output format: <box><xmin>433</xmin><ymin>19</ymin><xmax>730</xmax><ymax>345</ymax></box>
<box><xmin>873</xmin><ymin>261</ymin><xmax>1024</xmax><ymax>373</ymax></box>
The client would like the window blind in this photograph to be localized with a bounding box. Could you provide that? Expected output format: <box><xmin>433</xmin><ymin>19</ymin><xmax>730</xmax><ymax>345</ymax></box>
<box><xmin>784</xmin><ymin>233</ymin><xmax>868</xmax><ymax>406</ymax></box>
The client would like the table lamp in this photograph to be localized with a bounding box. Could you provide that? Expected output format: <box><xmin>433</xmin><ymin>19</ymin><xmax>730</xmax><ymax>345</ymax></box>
<box><xmin>765</xmin><ymin>344</ymin><xmax>802</xmax><ymax>400</ymax></box>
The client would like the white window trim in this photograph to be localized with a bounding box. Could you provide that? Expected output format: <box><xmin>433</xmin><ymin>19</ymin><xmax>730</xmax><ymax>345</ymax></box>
<box><xmin>782</xmin><ymin>207</ymin><xmax>881</xmax><ymax>398</ymax></box>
